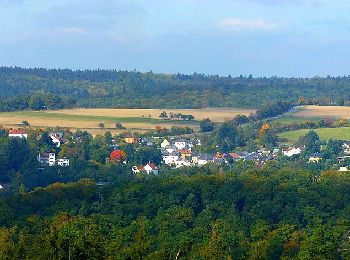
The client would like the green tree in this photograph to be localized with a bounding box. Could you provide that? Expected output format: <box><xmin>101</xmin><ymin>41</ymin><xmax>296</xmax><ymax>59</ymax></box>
<box><xmin>200</xmin><ymin>118</ymin><xmax>215</xmax><ymax>132</ymax></box>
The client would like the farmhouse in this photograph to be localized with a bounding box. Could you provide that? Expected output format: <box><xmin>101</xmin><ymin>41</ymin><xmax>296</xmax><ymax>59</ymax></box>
<box><xmin>9</xmin><ymin>129</ymin><xmax>28</xmax><ymax>139</ymax></box>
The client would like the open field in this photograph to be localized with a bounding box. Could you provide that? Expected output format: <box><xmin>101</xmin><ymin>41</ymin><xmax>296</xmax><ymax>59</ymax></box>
<box><xmin>293</xmin><ymin>105</ymin><xmax>350</xmax><ymax>119</ymax></box>
<box><xmin>48</xmin><ymin>108</ymin><xmax>255</xmax><ymax>122</ymax></box>
<box><xmin>0</xmin><ymin>108</ymin><xmax>254</xmax><ymax>135</ymax></box>
<box><xmin>278</xmin><ymin>127</ymin><xmax>350</xmax><ymax>142</ymax></box>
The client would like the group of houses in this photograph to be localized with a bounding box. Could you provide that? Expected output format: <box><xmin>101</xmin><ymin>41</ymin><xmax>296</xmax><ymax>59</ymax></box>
<box><xmin>160</xmin><ymin>138</ymin><xmax>279</xmax><ymax>168</ymax></box>
<box><xmin>8</xmin><ymin>129</ymin><xmax>70</xmax><ymax>167</ymax></box>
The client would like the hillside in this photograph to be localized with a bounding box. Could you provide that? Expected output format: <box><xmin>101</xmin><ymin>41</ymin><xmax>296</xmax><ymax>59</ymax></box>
<box><xmin>1</xmin><ymin>67</ymin><xmax>350</xmax><ymax>110</ymax></box>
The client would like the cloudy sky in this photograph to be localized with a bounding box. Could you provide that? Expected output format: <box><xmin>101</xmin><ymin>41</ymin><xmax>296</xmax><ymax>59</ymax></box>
<box><xmin>1</xmin><ymin>0</ymin><xmax>349</xmax><ymax>76</ymax></box>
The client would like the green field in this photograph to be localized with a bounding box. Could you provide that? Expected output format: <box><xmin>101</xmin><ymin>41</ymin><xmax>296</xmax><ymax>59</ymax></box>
<box><xmin>278</xmin><ymin>127</ymin><xmax>350</xmax><ymax>142</ymax></box>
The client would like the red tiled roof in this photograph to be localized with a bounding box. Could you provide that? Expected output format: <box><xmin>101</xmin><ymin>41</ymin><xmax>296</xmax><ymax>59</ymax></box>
<box><xmin>229</xmin><ymin>153</ymin><xmax>240</xmax><ymax>159</ymax></box>
<box><xmin>146</xmin><ymin>163</ymin><xmax>158</xmax><ymax>170</ymax></box>
<box><xmin>9</xmin><ymin>129</ymin><xmax>26</xmax><ymax>135</ymax></box>
<box><xmin>179</xmin><ymin>149</ymin><xmax>191</xmax><ymax>154</ymax></box>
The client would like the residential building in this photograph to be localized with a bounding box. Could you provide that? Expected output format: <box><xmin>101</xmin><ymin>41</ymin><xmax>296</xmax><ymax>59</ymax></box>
<box><xmin>198</xmin><ymin>154</ymin><xmax>214</xmax><ymax>166</ymax></box>
<box><xmin>174</xmin><ymin>139</ymin><xmax>189</xmax><ymax>150</ymax></box>
<box><xmin>144</xmin><ymin>163</ymin><xmax>159</xmax><ymax>175</ymax></box>
<box><xmin>179</xmin><ymin>149</ymin><xmax>192</xmax><ymax>159</ymax></box>
<box><xmin>132</xmin><ymin>163</ymin><xmax>159</xmax><ymax>175</ymax></box>
<box><xmin>283</xmin><ymin>147</ymin><xmax>301</xmax><ymax>157</ymax></box>
<box><xmin>57</xmin><ymin>158</ymin><xmax>70</xmax><ymax>167</ymax></box>
<box><xmin>161</xmin><ymin>139</ymin><xmax>170</xmax><ymax>148</ymax></box>
<box><xmin>38</xmin><ymin>153</ymin><xmax>56</xmax><ymax>166</ymax></box>
<box><xmin>8</xmin><ymin>129</ymin><xmax>28</xmax><ymax>139</ymax></box>
<box><xmin>50</xmin><ymin>133</ymin><xmax>65</xmax><ymax>147</ymax></box>
<box><xmin>125</xmin><ymin>136</ymin><xmax>138</xmax><ymax>144</ymax></box>
<box><xmin>308</xmin><ymin>153</ymin><xmax>322</xmax><ymax>163</ymax></box>
<box><xmin>162</xmin><ymin>150</ymin><xmax>179</xmax><ymax>165</ymax></box>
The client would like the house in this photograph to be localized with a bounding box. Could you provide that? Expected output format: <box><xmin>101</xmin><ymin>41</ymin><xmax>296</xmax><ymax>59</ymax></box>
<box><xmin>213</xmin><ymin>153</ymin><xmax>225</xmax><ymax>164</ymax></box>
<box><xmin>165</xmin><ymin>145</ymin><xmax>177</xmax><ymax>154</ymax></box>
<box><xmin>161</xmin><ymin>139</ymin><xmax>170</xmax><ymax>148</ymax></box>
<box><xmin>174</xmin><ymin>139</ymin><xmax>190</xmax><ymax>150</ymax></box>
<box><xmin>226</xmin><ymin>152</ymin><xmax>241</xmax><ymax>161</ymax></box>
<box><xmin>162</xmin><ymin>150</ymin><xmax>179</xmax><ymax>165</ymax></box>
<box><xmin>132</xmin><ymin>163</ymin><xmax>159</xmax><ymax>174</ymax></box>
<box><xmin>132</xmin><ymin>165</ymin><xmax>144</xmax><ymax>174</ymax></box>
<box><xmin>144</xmin><ymin>163</ymin><xmax>159</xmax><ymax>175</ymax></box>
<box><xmin>57</xmin><ymin>158</ymin><xmax>70</xmax><ymax>167</ymax></box>
<box><xmin>308</xmin><ymin>153</ymin><xmax>322</xmax><ymax>163</ymax></box>
<box><xmin>50</xmin><ymin>133</ymin><xmax>65</xmax><ymax>147</ymax></box>
<box><xmin>343</xmin><ymin>141</ymin><xmax>350</xmax><ymax>154</ymax></box>
<box><xmin>283</xmin><ymin>147</ymin><xmax>301</xmax><ymax>157</ymax></box>
<box><xmin>175</xmin><ymin>158</ymin><xmax>191</xmax><ymax>168</ymax></box>
<box><xmin>179</xmin><ymin>149</ymin><xmax>192</xmax><ymax>159</ymax></box>
<box><xmin>339</xmin><ymin>166</ymin><xmax>349</xmax><ymax>172</ymax></box>
<box><xmin>0</xmin><ymin>184</ymin><xmax>3</xmax><ymax>190</ymax></box>
<box><xmin>9</xmin><ymin>129</ymin><xmax>28</xmax><ymax>139</ymax></box>
<box><xmin>197</xmin><ymin>154</ymin><xmax>214</xmax><ymax>166</ymax></box>
<box><xmin>139</xmin><ymin>138</ymin><xmax>153</xmax><ymax>146</ymax></box>
<box><xmin>125</xmin><ymin>136</ymin><xmax>138</xmax><ymax>144</ymax></box>
<box><xmin>38</xmin><ymin>153</ymin><xmax>56</xmax><ymax>166</ymax></box>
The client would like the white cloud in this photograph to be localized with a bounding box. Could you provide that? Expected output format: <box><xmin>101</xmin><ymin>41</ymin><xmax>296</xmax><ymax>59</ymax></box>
<box><xmin>218</xmin><ymin>18</ymin><xmax>282</xmax><ymax>31</ymax></box>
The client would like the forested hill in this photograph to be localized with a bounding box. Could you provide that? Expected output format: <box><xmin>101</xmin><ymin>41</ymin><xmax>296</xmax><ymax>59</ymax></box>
<box><xmin>1</xmin><ymin>66</ymin><xmax>350</xmax><ymax>110</ymax></box>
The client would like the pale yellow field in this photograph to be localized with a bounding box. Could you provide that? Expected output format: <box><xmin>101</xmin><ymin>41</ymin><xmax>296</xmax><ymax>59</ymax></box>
<box><xmin>0</xmin><ymin>108</ymin><xmax>254</xmax><ymax>135</ymax></box>
<box><xmin>294</xmin><ymin>105</ymin><xmax>350</xmax><ymax>119</ymax></box>
<box><xmin>49</xmin><ymin>108</ymin><xmax>255</xmax><ymax>122</ymax></box>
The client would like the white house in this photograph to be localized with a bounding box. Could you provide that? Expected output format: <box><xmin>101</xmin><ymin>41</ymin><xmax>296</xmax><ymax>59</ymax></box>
<box><xmin>8</xmin><ymin>129</ymin><xmax>28</xmax><ymax>139</ymax></box>
<box><xmin>162</xmin><ymin>151</ymin><xmax>179</xmax><ymax>165</ymax></box>
<box><xmin>144</xmin><ymin>163</ymin><xmax>159</xmax><ymax>175</ymax></box>
<box><xmin>174</xmin><ymin>139</ymin><xmax>189</xmax><ymax>150</ymax></box>
<box><xmin>343</xmin><ymin>141</ymin><xmax>350</xmax><ymax>154</ymax></box>
<box><xmin>339</xmin><ymin>166</ymin><xmax>349</xmax><ymax>172</ymax></box>
<box><xmin>0</xmin><ymin>184</ymin><xmax>3</xmax><ymax>190</ymax></box>
<box><xmin>50</xmin><ymin>133</ymin><xmax>64</xmax><ymax>147</ymax></box>
<box><xmin>161</xmin><ymin>139</ymin><xmax>170</xmax><ymax>148</ymax></box>
<box><xmin>175</xmin><ymin>158</ymin><xmax>191</xmax><ymax>168</ymax></box>
<box><xmin>57</xmin><ymin>158</ymin><xmax>70</xmax><ymax>167</ymax></box>
<box><xmin>283</xmin><ymin>147</ymin><xmax>301</xmax><ymax>157</ymax></box>
<box><xmin>38</xmin><ymin>153</ymin><xmax>56</xmax><ymax>166</ymax></box>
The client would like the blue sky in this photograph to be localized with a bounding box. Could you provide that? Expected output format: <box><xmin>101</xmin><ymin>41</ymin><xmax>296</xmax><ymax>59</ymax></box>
<box><xmin>1</xmin><ymin>0</ymin><xmax>349</xmax><ymax>76</ymax></box>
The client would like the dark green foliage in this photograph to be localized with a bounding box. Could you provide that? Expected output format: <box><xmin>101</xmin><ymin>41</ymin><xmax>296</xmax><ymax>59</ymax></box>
<box><xmin>297</xmin><ymin>130</ymin><xmax>321</xmax><ymax>153</ymax></box>
<box><xmin>200</xmin><ymin>118</ymin><xmax>216</xmax><ymax>132</ymax></box>
<box><xmin>1</xmin><ymin>67</ymin><xmax>350</xmax><ymax>110</ymax></box>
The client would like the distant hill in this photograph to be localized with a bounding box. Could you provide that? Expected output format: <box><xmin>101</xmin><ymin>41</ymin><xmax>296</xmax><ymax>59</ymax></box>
<box><xmin>0</xmin><ymin>67</ymin><xmax>349</xmax><ymax>110</ymax></box>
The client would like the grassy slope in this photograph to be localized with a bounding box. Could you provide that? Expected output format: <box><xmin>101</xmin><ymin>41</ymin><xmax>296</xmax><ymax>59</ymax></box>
<box><xmin>278</xmin><ymin>127</ymin><xmax>350</xmax><ymax>142</ymax></box>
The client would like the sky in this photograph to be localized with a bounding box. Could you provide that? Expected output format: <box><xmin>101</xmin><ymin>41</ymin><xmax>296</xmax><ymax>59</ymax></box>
<box><xmin>0</xmin><ymin>0</ymin><xmax>349</xmax><ymax>77</ymax></box>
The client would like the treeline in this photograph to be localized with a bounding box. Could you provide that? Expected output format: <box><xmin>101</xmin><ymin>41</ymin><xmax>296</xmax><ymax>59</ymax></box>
<box><xmin>0</xmin><ymin>94</ymin><xmax>76</xmax><ymax>111</ymax></box>
<box><xmin>255</xmin><ymin>101</ymin><xmax>294</xmax><ymax>120</ymax></box>
<box><xmin>1</xmin><ymin>168</ymin><xmax>350</xmax><ymax>259</ymax></box>
<box><xmin>1</xmin><ymin>67</ymin><xmax>350</xmax><ymax>109</ymax></box>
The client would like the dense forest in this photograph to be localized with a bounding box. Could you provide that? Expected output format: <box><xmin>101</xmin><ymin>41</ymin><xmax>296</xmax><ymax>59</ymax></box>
<box><xmin>0</xmin><ymin>67</ymin><xmax>350</xmax><ymax>110</ymax></box>
<box><xmin>1</xmin><ymin>167</ymin><xmax>350</xmax><ymax>259</ymax></box>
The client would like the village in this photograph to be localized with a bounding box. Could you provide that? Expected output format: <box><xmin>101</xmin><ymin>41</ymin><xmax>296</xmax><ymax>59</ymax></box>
<box><xmin>5</xmin><ymin>127</ymin><xmax>350</xmax><ymax>177</ymax></box>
